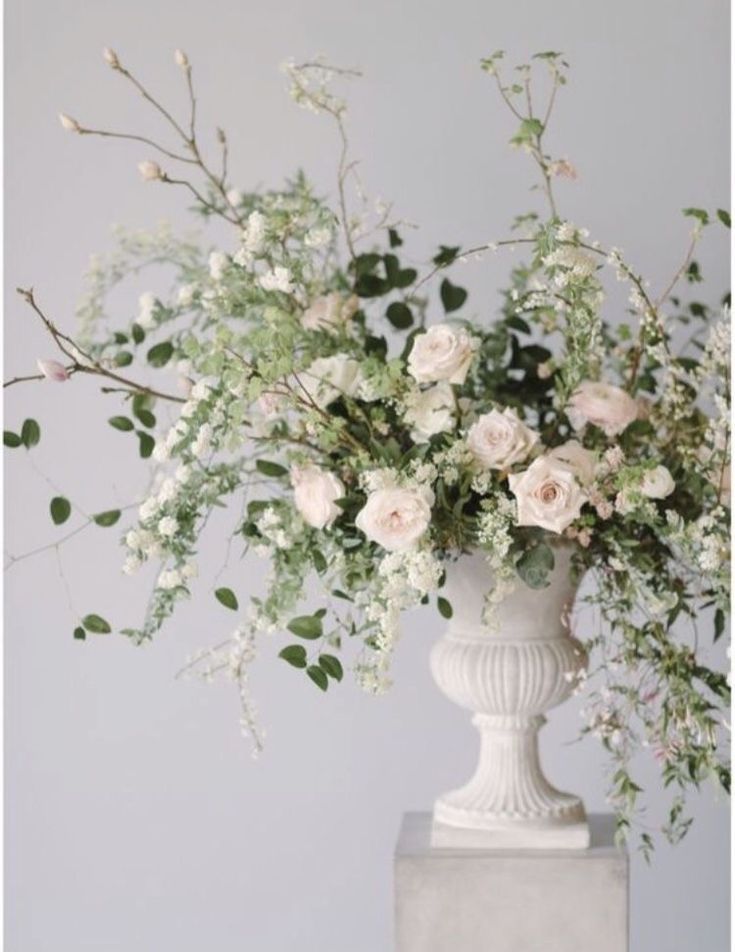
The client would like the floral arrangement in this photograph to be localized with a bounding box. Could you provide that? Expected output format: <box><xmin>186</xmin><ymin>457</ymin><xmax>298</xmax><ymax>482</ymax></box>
<box><xmin>5</xmin><ymin>48</ymin><xmax>730</xmax><ymax>851</ymax></box>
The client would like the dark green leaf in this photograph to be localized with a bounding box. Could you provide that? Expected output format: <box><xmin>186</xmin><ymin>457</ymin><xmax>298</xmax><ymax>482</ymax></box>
<box><xmin>388</xmin><ymin>228</ymin><xmax>403</xmax><ymax>248</ymax></box>
<box><xmin>215</xmin><ymin>587</ymin><xmax>239</xmax><ymax>611</ymax></box>
<box><xmin>386</xmin><ymin>301</ymin><xmax>414</xmax><ymax>329</ymax></box>
<box><xmin>440</xmin><ymin>278</ymin><xmax>468</xmax><ymax>313</ymax></box>
<box><xmin>395</xmin><ymin>268</ymin><xmax>417</xmax><ymax>289</ymax></box>
<box><xmin>3</xmin><ymin>431</ymin><xmax>21</xmax><ymax>448</ymax></box>
<box><xmin>93</xmin><ymin>509</ymin><xmax>121</xmax><ymax>527</ymax></box>
<box><xmin>319</xmin><ymin>654</ymin><xmax>343</xmax><ymax>681</ymax></box>
<box><xmin>137</xmin><ymin>431</ymin><xmax>155</xmax><ymax>459</ymax></box>
<box><xmin>717</xmin><ymin>209</ymin><xmax>731</xmax><ymax>228</ymax></box>
<box><xmin>287</xmin><ymin>615</ymin><xmax>323</xmax><ymax>639</ymax></box>
<box><xmin>109</xmin><ymin>415</ymin><xmax>135</xmax><ymax>432</ymax></box>
<box><xmin>331</xmin><ymin>589</ymin><xmax>353</xmax><ymax>601</ymax></box>
<box><xmin>82</xmin><ymin>613</ymin><xmax>111</xmax><ymax>634</ymax></box>
<box><xmin>279</xmin><ymin>644</ymin><xmax>307</xmax><ymax>668</ymax></box>
<box><xmin>256</xmin><ymin>459</ymin><xmax>288</xmax><ymax>477</ymax></box>
<box><xmin>714</xmin><ymin>608</ymin><xmax>725</xmax><ymax>642</ymax></box>
<box><xmin>73</xmin><ymin>626</ymin><xmax>86</xmax><ymax>641</ymax></box>
<box><xmin>306</xmin><ymin>665</ymin><xmax>329</xmax><ymax>691</ymax></box>
<box><xmin>682</xmin><ymin>207</ymin><xmax>709</xmax><ymax>227</ymax></box>
<box><xmin>113</xmin><ymin>331</ymin><xmax>129</xmax><ymax>345</ymax></box>
<box><xmin>147</xmin><ymin>341</ymin><xmax>174</xmax><ymax>368</ymax></box>
<box><xmin>516</xmin><ymin>543</ymin><xmax>555</xmax><ymax>589</ymax></box>
<box><xmin>114</xmin><ymin>351</ymin><xmax>134</xmax><ymax>367</ymax></box>
<box><xmin>21</xmin><ymin>418</ymin><xmax>41</xmax><ymax>448</ymax></box>
<box><xmin>312</xmin><ymin>549</ymin><xmax>328</xmax><ymax>574</ymax></box>
<box><xmin>50</xmin><ymin>496</ymin><xmax>71</xmax><ymax>525</ymax></box>
<box><xmin>135</xmin><ymin>409</ymin><xmax>156</xmax><ymax>429</ymax></box>
<box><xmin>433</xmin><ymin>245</ymin><xmax>461</xmax><ymax>267</ymax></box>
<box><xmin>131</xmin><ymin>323</ymin><xmax>145</xmax><ymax>344</ymax></box>
<box><xmin>437</xmin><ymin>596</ymin><xmax>453</xmax><ymax>619</ymax></box>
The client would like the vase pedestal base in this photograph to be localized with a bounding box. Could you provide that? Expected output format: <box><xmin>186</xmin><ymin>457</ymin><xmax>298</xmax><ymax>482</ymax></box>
<box><xmin>431</xmin><ymin>815</ymin><xmax>590</xmax><ymax>850</ymax></box>
<box><xmin>395</xmin><ymin>812</ymin><xmax>628</xmax><ymax>952</ymax></box>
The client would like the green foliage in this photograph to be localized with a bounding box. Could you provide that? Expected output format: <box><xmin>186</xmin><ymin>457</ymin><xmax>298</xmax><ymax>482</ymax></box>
<box><xmin>109</xmin><ymin>416</ymin><xmax>135</xmax><ymax>431</ymax></box>
<box><xmin>3</xmin><ymin>431</ymin><xmax>21</xmax><ymax>448</ymax></box>
<box><xmin>279</xmin><ymin>644</ymin><xmax>307</xmax><ymax>668</ymax></box>
<box><xmin>215</xmin><ymin>587</ymin><xmax>239</xmax><ymax>611</ymax></box>
<box><xmin>287</xmin><ymin>615</ymin><xmax>323</xmax><ymax>639</ymax></box>
<box><xmin>437</xmin><ymin>596</ymin><xmax>453</xmax><ymax>619</ymax></box>
<box><xmin>50</xmin><ymin>496</ymin><xmax>71</xmax><ymax>525</ymax></box>
<box><xmin>93</xmin><ymin>510</ymin><xmax>121</xmax><ymax>527</ymax></box>
<box><xmin>516</xmin><ymin>543</ymin><xmax>555</xmax><ymax>589</ymax></box>
<box><xmin>82</xmin><ymin>613</ymin><xmax>111</xmax><ymax>634</ymax></box>
<box><xmin>21</xmin><ymin>419</ymin><xmax>41</xmax><ymax>448</ymax></box>
<box><xmin>440</xmin><ymin>278</ymin><xmax>467</xmax><ymax>313</ymax></box>
<box><xmin>147</xmin><ymin>341</ymin><xmax>174</xmax><ymax>367</ymax></box>
<box><xmin>307</xmin><ymin>664</ymin><xmax>329</xmax><ymax>690</ymax></box>
<box><xmin>318</xmin><ymin>653</ymin><xmax>344</xmax><ymax>681</ymax></box>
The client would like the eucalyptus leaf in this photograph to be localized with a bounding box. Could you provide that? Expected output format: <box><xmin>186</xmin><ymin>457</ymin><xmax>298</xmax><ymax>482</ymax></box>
<box><xmin>215</xmin><ymin>587</ymin><xmax>239</xmax><ymax>611</ymax></box>
<box><xmin>50</xmin><ymin>496</ymin><xmax>71</xmax><ymax>525</ymax></box>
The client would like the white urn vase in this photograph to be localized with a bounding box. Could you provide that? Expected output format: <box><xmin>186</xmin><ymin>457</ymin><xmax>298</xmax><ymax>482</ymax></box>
<box><xmin>430</xmin><ymin>544</ymin><xmax>590</xmax><ymax>849</ymax></box>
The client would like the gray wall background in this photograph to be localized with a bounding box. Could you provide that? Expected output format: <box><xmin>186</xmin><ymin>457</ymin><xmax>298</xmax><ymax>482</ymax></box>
<box><xmin>4</xmin><ymin>1</ymin><xmax>730</xmax><ymax>950</ymax></box>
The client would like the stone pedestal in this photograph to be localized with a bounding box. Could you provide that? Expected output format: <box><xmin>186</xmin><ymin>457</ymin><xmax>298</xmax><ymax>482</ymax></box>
<box><xmin>395</xmin><ymin>812</ymin><xmax>628</xmax><ymax>952</ymax></box>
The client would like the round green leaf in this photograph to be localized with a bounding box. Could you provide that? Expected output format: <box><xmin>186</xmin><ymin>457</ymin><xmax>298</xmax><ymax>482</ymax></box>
<box><xmin>82</xmin><ymin>613</ymin><xmax>111</xmax><ymax>634</ymax></box>
<box><xmin>4</xmin><ymin>430</ymin><xmax>21</xmax><ymax>448</ymax></box>
<box><xmin>279</xmin><ymin>644</ymin><xmax>308</xmax><ymax>669</ymax></box>
<box><xmin>137</xmin><ymin>431</ymin><xmax>155</xmax><ymax>459</ymax></box>
<box><xmin>50</xmin><ymin>496</ymin><xmax>71</xmax><ymax>525</ymax></box>
<box><xmin>147</xmin><ymin>341</ymin><xmax>174</xmax><ymax>368</ymax></box>
<box><xmin>287</xmin><ymin>615</ymin><xmax>323</xmax><ymax>639</ymax></box>
<box><xmin>440</xmin><ymin>278</ymin><xmax>468</xmax><ymax>313</ymax></box>
<box><xmin>21</xmin><ymin>418</ymin><xmax>41</xmax><ymax>448</ymax></box>
<box><xmin>437</xmin><ymin>596</ymin><xmax>453</xmax><ymax>620</ymax></box>
<box><xmin>109</xmin><ymin>416</ymin><xmax>134</xmax><ymax>432</ymax></box>
<box><xmin>215</xmin><ymin>587</ymin><xmax>239</xmax><ymax>611</ymax></box>
<box><xmin>93</xmin><ymin>509</ymin><xmax>121</xmax><ymax>528</ymax></box>
<box><xmin>306</xmin><ymin>665</ymin><xmax>329</xmax><ymax>691</ymax></box>
<box><xmin>318</xmin><ymin>654</ymin><xmax>343</xmax><ymax>682</ymax></box>
<box><xmin>135</xmin><ymin>409</ymin><xmax>156</xmax><ymax>429</ymax></box>
<box><xmin>386</xmin><ymin>302</ymin><xmax>414</xmax><ymax>329</ymax></box>
<box><xmin>73</xmin><ymin>626</ymin><xmax>86</xmax><ymax>641</ymax></box>
<box><xmin>256</xmin><ymin>459</ymin><xmax>288</xmax><ymax>477</ymax></box>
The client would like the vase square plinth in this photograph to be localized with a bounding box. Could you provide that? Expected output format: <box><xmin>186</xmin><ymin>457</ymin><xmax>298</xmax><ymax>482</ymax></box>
<box><xmin>395</xmin><ymin>812</ymin><xmax>628</xmax><ymax>952</ymax></box>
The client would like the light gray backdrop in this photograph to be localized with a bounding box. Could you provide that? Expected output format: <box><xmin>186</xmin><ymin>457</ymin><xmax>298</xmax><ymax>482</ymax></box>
<box><xmin>5</xmin><ymin>1</ymin><xmax>731</xmax><ymax>950</ymax></box>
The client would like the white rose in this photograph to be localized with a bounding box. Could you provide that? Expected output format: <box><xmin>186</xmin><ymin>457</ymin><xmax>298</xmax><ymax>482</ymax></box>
<box><xmin>467</xmin><ymin>408</ymin><xmax>538</xmax><ymax>469</ymax></box>
<box><xmin>302</xmin><ymin>292</ymin><xmax>359</xmax><ymax>333</ymax></box>
<box><xmin>407</xmin><ymin>323</ymin><xmax>476</xmax><ymax>385</ymax></box>
<box><xmin>547</xmin><ymin>440</ymin><xmax>597</xmax><ymax>485</ymax></box>
<box><xmin>356</xmin><ymin>486</ymin><xmax>434</xmax><ymax>552</ymax></box>
<box><xmin>405</xmin><ymin>383</ymin><xmax>455</xmax><ymax>443</ymax></box>
<box><xmin>567</xmin><ymin>381</ymin><xmax>638</xmax><ymax>437</ymax></box>
<box><xmin>509</xmin><ymin>457</ymin><xmax>588</xmax><ymax>534</ymax></box>
<box><xmin>639</xmin><ymin>465</ymin><xmax>675</xmax><ymax>499</ymax></box>
<box><xmin>300</xmin><ymin>354</ymin><xmax>363</xmax><ymax>408</ymax></box>
<box><xmin>291</xmin><ymin>465</ymin><xmax>344</xmax><ymax>529</ymax></box>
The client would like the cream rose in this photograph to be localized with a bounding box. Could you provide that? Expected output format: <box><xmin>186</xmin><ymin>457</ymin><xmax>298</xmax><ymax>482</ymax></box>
<box><xmin>639</xmin><ymin>465</ymin><xmax>675</xmax><ymax>500</ymax></box>
<box><xmin>404</xmin><ymin>383</ymin><xmax>455</xmax><ymax>443</ymax></box>
<box><xmin>467</xmin><ymin>408</ymin><xmax>538</xmax><ymax>469</ymax></box>
<box><xmin>291</xmin><ymin>465</ymin><xmax>344</xmax><ymax>529</ymax></box>
<box><xmin>567</xmin><ymin>381</ymin><xmax>638</xmax><ymax>437</ymax></box>
<box><xmin>302</xmin><ymin>292</ymin><xmax>359</xmax><ymax>333</ymax></box>
<box><xmin>407</xmin><ymin>323</ymin><xmax>476</xmax><ymax>385</ymax></box>
<box><xmin>509</xmin><ymin>457</ymin><xmax>588</xmax><ymax>534</ymax></box>
<box><xmin>300</xmin><ymin>354</ymin><xmax>362</xmax><ymax>408</ymax></box>
<box><xmin>355</xmin><ymin>485</ymin><xmax>434</xmax><ymax>551</ymax></box>
<box><xmin>547</xmin><ymin>440</ymin><xmax>597</xmax><ymax>485</ymax></box>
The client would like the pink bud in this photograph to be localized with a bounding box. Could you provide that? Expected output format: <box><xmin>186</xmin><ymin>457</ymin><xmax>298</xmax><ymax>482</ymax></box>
<box><xmin>59</xmin><ymin>113</ymin><xmax>81</xmax><ymax>133</ymax></box>
<box><xmin>138</xmin><ymin>160</ymin><xmax>163</xmax><ymax>181</ymax></box>
<box><xmin>37</xmin><ymin>358</ymin><xmax>70</xmax><ymax>382</ymax></box>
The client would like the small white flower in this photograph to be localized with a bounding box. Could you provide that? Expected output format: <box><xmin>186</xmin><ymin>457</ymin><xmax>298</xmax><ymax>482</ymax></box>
<box><xmin>36</xmin><ymin>358</ymin><xmax>69</xmax><ymax>382</ymax></box>
<box><xmin>301</xmin><ymin>292</ymin><xmax>358</xmax><ymax>333</ymax></box>
<box><xmin>158</xmin><ymin>516</ymin><xmax>178</xmax><ymax>538</ymax></box>
<box><xmin>191</xmin><ymin>379</ymin><xmax>212</xmax><ymax>402</ymax></box>
<box><xmin>175</xmin><ymin>464</ymin><xmax>192</xmax><ymax>485</ymax></box>
<box><xmin>157</xmin><ymin>478</ymin><xmax>178</xmax><ymax>504</ymax></box>
<box><xmin>138</xmin><ymin>160</ymin><xmax>163</xmax><ymax>182</ymax></box>
<box><xmin>304</xmin><ymin>227</ymin><xmax>332</xmax><ymax>249</ymax></box>
<box><xmin>182</xmin><ymin>561</ymin><xmax>198</xmax><ymax>579</ymax></box>
<box><xmin>103</xmin><ymin>47</ymin><xmax>120</xmax><ymax>68</ymax></box>
<box><xmin>209</xmin><ymin>251</ymin><xmax>229</xmax><ymax>281</ymax></box>
<box><xmin>137</xmin><ymin>292</ymin><xmax>158</xmax><ymax>329</ymax></box>
<box><xmin>152</xmin><ymin>441</ymin><xmax>170</xmax><ymax>463</ymax></box>
<box><xmin>123</xmin><ymin>555</ymin><xmax>141</xmax><ymax>575</ymax></box>
<box><xmin>243</xmin><ymin>210</ymin><xmax>266</xmax><ymax>253</ymax></box>
<box><xmin>259</xmin><ymin>266</ymin><xmax>293</xmax><ymax>294</ymax></box>
<box><xmin>177</xmin><ymin>284</ymin><xmax>196</xmax><ymax>307</ymax></box>
<box><xmin>59</xmin><ymin>113</ymin><xmax>81</xmax><ymax>133</ymax></box>
<box><xmin>226</xmin><ymin>187</ymin><xmax>243</xmax><ymax>206</ymax></box>
<box><xmin>192</xmin><ymin>423</ymin><xmax>213</xmax><ymax>459</ymax></box>
<box><xmin>174</xmin><ymin>49</ymin><xmax>189</xmax><ymax>69</ymax></box>
<box><xmin>300</xmin><ymin>354</ymin><xmax>363</xmax><ymax>408</ymax></box>
<box><xmin>157</xmin><ymin>569</ymin><xmax>182</xmax><ymax>590</ymax></box>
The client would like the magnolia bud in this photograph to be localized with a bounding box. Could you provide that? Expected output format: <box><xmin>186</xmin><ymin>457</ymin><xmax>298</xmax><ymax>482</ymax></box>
<box><xmin>59</xmin><ymin>113</ymin><xmax>81</xmax><ymax>133</ymax></box>
<box><xmin>174</xmin><ymin>49</ymin><xmax>189</xmax><ymax>68</ymax></box>
<box><xmin>103</xmin><ymin>47</ymin><xmax>120</xmax><ymax>68</ymax></box>
<box><xmin>37</xmin><ymin>358</ymin><xmax>70</xmax><ymax>382</ymax></box>
<box><xmin>138</xmin><ymin>160</ymin><xmax>163</xmax><ymax>181</ymax></box>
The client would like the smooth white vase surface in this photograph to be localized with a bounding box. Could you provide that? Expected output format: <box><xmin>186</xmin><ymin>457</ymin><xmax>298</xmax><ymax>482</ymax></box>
<box><xmin>430</xmin><ymin>545</ymin><xmax>590</xmax><ymax>849</ymax></box>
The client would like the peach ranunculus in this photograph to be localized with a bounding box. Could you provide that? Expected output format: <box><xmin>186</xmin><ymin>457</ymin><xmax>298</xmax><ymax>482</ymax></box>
<box><xmin>467</xmin><ymin>408</ymin><xmax>538</xmax><ymax>470</ymax></box>
<box><xmin>407</xmin><ymin>323</ymin><xmax>476</xmax><ymax>385</ymax></box>
<box><xmin>509</xmin><ymin>456</ymin><xmax>588</xmax><ymax>534</ymax></box>
<box><xmin>291</xmin><ymin>465</ymin><xmax>345</xmax><ymax>529</ymax></box>
<box><xmin>567</xmin><ymin>381</ymin><xmax>638</xmax><ymax>437</ymax></box>
<box><xmin>355</xmin><ymin>485</ymin><xmax>434</xmax><ymax>552</ymax></box>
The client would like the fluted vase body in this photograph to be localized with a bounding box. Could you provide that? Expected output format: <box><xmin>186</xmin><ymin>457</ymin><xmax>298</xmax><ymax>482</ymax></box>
<box><xmin>430</xmin><ymin>545</ymin><xmax>590</xmax><ymax>849</ymax></box>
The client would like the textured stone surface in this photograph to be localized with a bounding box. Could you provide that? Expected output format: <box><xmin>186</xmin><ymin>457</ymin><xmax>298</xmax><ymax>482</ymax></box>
<box><xmin>395</xmin><ymin>812</ymin><xmax>628</xmax><ymax>952</ymax></box>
